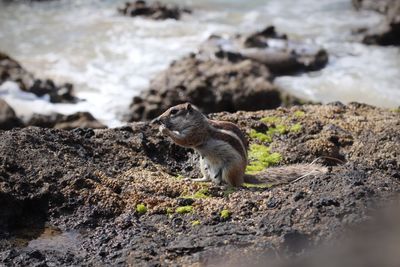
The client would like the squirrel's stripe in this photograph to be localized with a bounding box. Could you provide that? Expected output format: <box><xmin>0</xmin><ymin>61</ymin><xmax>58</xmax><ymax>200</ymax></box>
<box><xmin>209</xmin><ymin>120</ymin><xmax>248</xmax><ymax>149</ymax></box>
<box><xmin>209</xmin><ymin>125</ymin><xmax>247</xmax><ymax>159</ymax></box>
<box><xmin>209</xmin><ymin>120</ymin><xmax>247</xmax><ymax>157</ymax></box>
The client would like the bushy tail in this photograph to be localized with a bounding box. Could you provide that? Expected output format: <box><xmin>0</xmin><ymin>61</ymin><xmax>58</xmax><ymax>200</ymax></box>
<box><xmin>244</xmin><ymin>162</ymin><xmax>328</xmax><ymax>185</ymax></box>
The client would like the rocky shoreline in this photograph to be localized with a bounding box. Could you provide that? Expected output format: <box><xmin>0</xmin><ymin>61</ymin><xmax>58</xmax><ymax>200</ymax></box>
<box><xmin>353</xmin><ymin>0</ymin><xmax>400</xmax><ymax>45</ymax></box>
<box><xmin>118</xmin><ymin>0</ymin><xmax>191</xmax><ymax>20</ymax></box>
<box><xmin>0</xmin><ymin>52</ymin><xmax>78</xmax><ymax>104</ymax></box>
<box><xmin>0</xmin><ymin>53</ymin><xmax>106</xmax><ymax>130</ymax></box>
<box><xmin>1</xmin><ymin>0</ymin><xmax>400</xmax><ymax>266</ymax></box>
<box><xmin>127</xmin><ymin>26</ymin><xmax>327</xmax><ymax>122</ymax></box>
<box><xmin>0</xmin><ymin>99</ymin><xmax>105</xmax><ymax>130</ymax></box>
<box><xmin>1</xmin><ymin>103</ymin><xmax>399</xmax><ymax>266</ymax></box>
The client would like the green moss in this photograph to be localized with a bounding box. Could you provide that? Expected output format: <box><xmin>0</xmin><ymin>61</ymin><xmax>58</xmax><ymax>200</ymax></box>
<box><xmin>223</xmin><ymin>187</ymin><xmax>237</xmax><ymax>197</ymax></box>
<box><xmin>250</xmin><ymin>125</ymin><xmax>286</xmax><ymax>143</ymax></box>
<box><xmin>194</xmin><ymin>188</ymin><xmax>210</xmax><ymax>199</ymax></box>
<box><xmin>270</xmin><ymin>124</ymin><xmax>287</xmax><ymax>135</ymax></box>
<box><xmin>260</xmin><ymin>116</ymin><xmax>281</xmax><ymax>124</ymax></box>
<box><xmin>166</xmin><ymin>208</ymin><xmax>174</xmax><ymax>214</ymax></box>
<box><xmin>220</xmin><ymin>209</ymin><xmax>231</xmax><ymax>219</ymax></box>
<box><xmin>251</xmin><ymin>116</ymin><xmax>294</xmax><ymax>143</ymax></box>
<box><xmin>293</xmin><ymin>110</ymin><xmax>305</xmax><ymax>118</ymax></box>
<box><xmin>246</xmin><ymin>144</ymin><xmax>282</xmax><ymax>174</ymax></box>
<box><xmin>191</xmin><ymin>220</ymin><xmax>201</xmax><ymax>226</ymax></box>
<box><xmin>136</xmin><ymin>204</ymin><xmax>147</xmax><ymax>214</ymax></box>
<box><xmin>290</xmin><ymin>123</ymin><xmax>302</xmax><ymax>133</ymax></box>
<box><xmin>242</xmin><ymin>183</ymin><xmax>272</xmax><ymax>189</ymax></box>
<box><xmin>181</xmin><ymin>188</ymin><xmax>210</xmax><ymax>199</ymax></box>
<box><xmin>176</xmin><ymin>206</ymin><xmax>193</xmax><ymax>214</ymax></box>
<box><xmin>175</xmin><ymin>174</ymin><xmax>185</xmax><ymax>180</ymax></box>
<box><xmin>249</xmin><ymin>129</ymin><xmax>272</xmax><ymax>143</ymax></box>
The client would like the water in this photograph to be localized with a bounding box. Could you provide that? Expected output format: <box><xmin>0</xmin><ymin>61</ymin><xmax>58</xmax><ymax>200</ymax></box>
<box><xmin>10</xmin><ymin>225</ymin><xmax>81</xmax><ymax>252</ymax></box>
<box><xmin>0</xmin><ymin>0</ymin><xmax>399</xmax><ymax>126</ymax></box>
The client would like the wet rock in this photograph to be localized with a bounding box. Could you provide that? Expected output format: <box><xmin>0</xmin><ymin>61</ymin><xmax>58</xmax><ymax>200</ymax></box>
<box><xmin>0</xmin><ymin>104</ymin><xmax>399</xmax><ymax>265</ymax></box>
<box><xmin>243</xmin><ymin>26</ymin><xmax>288</xmax><ymax>48</ymax></box>
<box><xmin>27</xmin><ymin>112</ymin><xmax>106</xmax><ymax>130</ymax></box>
<box><xmin>282</xmin><ymin>231</ymin><xmax>311</xmax><ymax>253</ymax></box>
<box><xmin>353</xmin><ymin>0</ymin><xmax>400</xmax><ymax>46</ymax></box>
<box><xmin>127</xmin><ymin>55</ymin><xmax>281</xmax><ymax>121</ymax></box>
<box><xmin>0</xmin><ymin>52</ymin><xmax>78</xmax><ymax>103</ymax></box>
<box><xmin>202</xmin><ymin>26</ymin><xmax>328</xmax><ymax>75</ymax></box>
<box><xmin>0</xmin><ymin>98</ymin><xmax>23</xmax><ymax>130</ymax></box>
<box><xmin>127</xmin><ymin>27</ymin><xmax>327</xmax><ymax>121</ymax></box>
<box><xmin>118</xmin><ymin>0</ymin><xmax>191</xmax><ymax>20</ymax></box>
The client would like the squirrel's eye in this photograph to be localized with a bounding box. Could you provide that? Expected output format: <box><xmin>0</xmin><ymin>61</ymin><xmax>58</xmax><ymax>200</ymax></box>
<box><xmin>170</xmin><ymin>109</ymin><xmax>178</xmax><ymax>115</ymax></box>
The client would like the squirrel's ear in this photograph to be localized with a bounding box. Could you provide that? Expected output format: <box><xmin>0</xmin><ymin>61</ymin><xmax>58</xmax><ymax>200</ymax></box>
<box><xmin>186</xmin><ymin>103</ymin><xmax>192</xmax><ymax>111</ymax></box>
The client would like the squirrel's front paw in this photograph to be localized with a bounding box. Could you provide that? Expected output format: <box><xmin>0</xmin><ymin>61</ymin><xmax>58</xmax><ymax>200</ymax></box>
<box><xmin>159</xmin><ymin>125</ymin><xmax>168</xmax><ymax>135</ymax></box>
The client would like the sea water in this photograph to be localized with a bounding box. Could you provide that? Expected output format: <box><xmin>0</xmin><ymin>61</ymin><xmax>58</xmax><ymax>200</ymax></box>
<box><xmin>0</xmin><ymin>0</ymin><xmax>399</xmax><ymax>127</ymax></box>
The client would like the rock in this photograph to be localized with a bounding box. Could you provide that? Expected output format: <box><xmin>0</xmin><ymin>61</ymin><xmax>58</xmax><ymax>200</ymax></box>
<box><xmin>0</xmin><ymin>100</ymin><xmax>105</xmax><ymax>130</ymax></box>
<box><xmin>202</xmin><ymin>26</ymin><xmax>328</xmax><ymax>75</ymax></box>
<box><xmin>0</xmin><ymin>104</ymin><xmax>399</xmax><ymax>265</ymax></box>
<box><xmin>0</xmin><ymin>52</ymin><xmax>79</xmax><ymax>103</ymax></box>
<box><xmin>127</xmin><ymin>54</ymin><xmax>281</xmax><ymax>121</ymax></box>
<box><xmin>118</xmin><ymin>0</ymin><xmax>191</xmax><ymax>20</ymax></box>
<box><xmin>127</xmin><ymin>27</ymin><xmax>326</xmax><ymax>121</ymax></box>
<box><xmin>353</xmin><ymin>0</ymin><xmax>400</xmax><ymax>46</ymax></box>
<box><xmin>242</xmin><ymin>26</ymin><xmax>288</xmax><ymax>48</ymax></box>
<box><xmin>27</xmin><ymin>112</ymin><xmax>106</xmax><ymax>130</ymax></box>
<box><xmin>0</xmin><ymin>98</ymin><xmax>23</xmax><ymax>130</ymax></box>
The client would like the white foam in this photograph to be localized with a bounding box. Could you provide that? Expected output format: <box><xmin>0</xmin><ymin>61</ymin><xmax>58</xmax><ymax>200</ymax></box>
<box><xmin>0</xmin><ymin>0</ymin><xmax>399</xmax><ymax>127</ymax></box>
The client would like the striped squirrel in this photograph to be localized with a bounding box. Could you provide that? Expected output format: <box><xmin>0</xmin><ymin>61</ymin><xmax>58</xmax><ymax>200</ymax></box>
<box><xmin>152</xmin><ymin>103</ymin><xmax>327</xmax><ymax>187</ymax></box>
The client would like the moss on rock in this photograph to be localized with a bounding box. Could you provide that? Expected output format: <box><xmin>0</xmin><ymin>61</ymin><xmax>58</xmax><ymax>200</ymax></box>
<box><xmin>246</xmin><ymin>144</ymin><xmax>282</xmax><ymax>174</ymax></box>
<box><xmin>176</xmin><ymin>206</ymin><xmax>193</xmax><ymax>214</ymax></box>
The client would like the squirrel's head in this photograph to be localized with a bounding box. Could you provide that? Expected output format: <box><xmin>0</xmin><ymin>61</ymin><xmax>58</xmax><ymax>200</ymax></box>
<box><xmin>151</xmin><ymin>103</ymin><xmax>206</xmax><ymax>132</ymax></box>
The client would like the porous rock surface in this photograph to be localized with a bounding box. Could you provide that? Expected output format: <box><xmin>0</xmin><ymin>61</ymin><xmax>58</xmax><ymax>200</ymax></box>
<box><xmin>0</xmin><ymin>103</ymin><xmax>399</xmax><ymax>266</ymax></box>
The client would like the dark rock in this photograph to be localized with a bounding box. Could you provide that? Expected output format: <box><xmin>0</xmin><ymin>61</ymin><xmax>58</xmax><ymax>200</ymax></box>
<box><xmin>353</xmin><ymin>0</ymin><xmax>400</xmax><ymax>46</ymax></box>
<box><xmin>202</xmin><ymin>27</ymin><xmax>328</xmax><ymax>75</ymax></box>
<box><xmin>0</xmin><ymin>52</ymin><xmax>78</xmax><ymax>103</ymax></box>
<box><xmin>27</xmin><ymin>112</ymin><xmax>106</xmax><ymax>130</ymax></box>
<box><xmin>283</xmin><ymin>231</ymin><xmax>311</xmax><ymax>253</ymax></box>
<box><xmin>127</xmin><ymin>56</ymin><xmax>281</xmax><ymax>121</ymax></box>
<box><xmin>176</xmin><ymin>198</ymin><xmax>195</xmax><ymax>206</ymax></box>
<box><xmin>127</xmin><ymin>27</ymin><xmax>327</xmax><ymax>121</ymax></box>
<box><xmin>118</xmin><ymin>0</ymin><xmax>191</xmax><ymax>20</ymax></box>
<box><xmin>293</xmin><ymin>191</ymin><xmax>306</xmax><ymax>201</ymax></box>
<box><xmin>317</xmin><ymin>197</ymin><xmax>340</xmax><ymax>208</ymax></box>
<box><xmin>0</xmin><ymin>104</ymin><xmax>399</xmax><ymax>265</ymax></box>
<box><xmin>243</xmin><ymin>26</ymin><xmax>288</xmax><ymax>48</ymax></box>
<box><xmin>0</xmin><ymin>99</ymin><xmax>23</xmax><ymax>130</ymax></box>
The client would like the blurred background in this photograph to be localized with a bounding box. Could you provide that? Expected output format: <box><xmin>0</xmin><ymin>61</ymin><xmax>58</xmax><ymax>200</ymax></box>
<box><xmin>0</xmin><ymin>0</ymin><xmax>399</xmax><ymax>127</ymax></box>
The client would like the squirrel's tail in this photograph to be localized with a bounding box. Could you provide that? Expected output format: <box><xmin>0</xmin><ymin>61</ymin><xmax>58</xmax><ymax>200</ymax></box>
<box><xmin>244</xmin><ymin>162</ymin><xmax>328</xmax><ymax>185</ymax></box>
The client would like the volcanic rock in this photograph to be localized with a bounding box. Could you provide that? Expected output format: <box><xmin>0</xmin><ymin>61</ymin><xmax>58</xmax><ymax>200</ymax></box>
<box><xmin>118</xmin><ymin>0</ymin><xmax>191</xmax><ymax>20</ymax></box>
<box><xmin>0</xmin><ymin>52</ymin><xmax>78</xmax><ymax>103</ymax></box>
<box><xmin>0</xmin><ymin>103</ymin><xmax>399</xmax><ymax>265</ymax></box>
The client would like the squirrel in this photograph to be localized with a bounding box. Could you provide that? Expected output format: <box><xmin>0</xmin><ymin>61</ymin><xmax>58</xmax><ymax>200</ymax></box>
<box><xmin>152</xmin><ymin>103</ymin><xmax>327</xmax><ymax>187</ymax></box>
